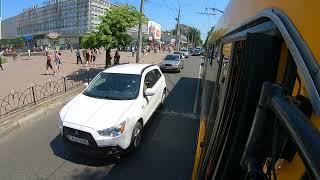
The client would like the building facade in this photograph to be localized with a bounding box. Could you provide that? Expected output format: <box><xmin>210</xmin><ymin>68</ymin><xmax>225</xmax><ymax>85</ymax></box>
<box><xmin>0</xmin><ymin>16</ymin><xmax>18</xmax><ymax>40</ymax></box>
<box><xmin>17</xmin><ymin>0</ymin><xmax>115</xmax><ymax>48</ymax></box>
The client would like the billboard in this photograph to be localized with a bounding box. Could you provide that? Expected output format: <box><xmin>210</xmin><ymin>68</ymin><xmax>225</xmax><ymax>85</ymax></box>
<box><xmin>147</xmin><ymin>21</ymin><xmax>161</xmax><ymax>40</ymax></box>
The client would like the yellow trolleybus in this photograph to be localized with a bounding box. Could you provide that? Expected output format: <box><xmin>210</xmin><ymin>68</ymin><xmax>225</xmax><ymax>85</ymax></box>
<box><xmin>193</xmin><ymin>0</ymin><xmax>320</xmax><ymax>179</ymax></box>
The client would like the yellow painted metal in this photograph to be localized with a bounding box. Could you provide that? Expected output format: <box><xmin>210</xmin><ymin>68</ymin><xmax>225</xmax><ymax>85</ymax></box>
<box><xmin>211</xmin><ymin>0</ymin><xmax>320</xmax><ymax>64</ymax></box>
<box><xmin>274</xmin><ymin>155</ymin><xmax>305</xmax><ymax>180</ymax></box>
<box><xmin>275</xmin><ymin>42</ymin><xmax>289</xmax><ymax>83</ymax></box>
<box><xmin>192</xmin><ymin>119</ymin><xmax>206</xmax><ymax>180</ymax></box>
<box><xmin>292</xmin><ymin>73</ymin><xmax>309</xmax><ymax>97</ymax></box>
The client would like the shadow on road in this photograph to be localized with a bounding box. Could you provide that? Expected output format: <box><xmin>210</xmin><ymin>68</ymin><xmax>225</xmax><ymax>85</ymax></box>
<box><xmin>164</xmin><ymin>77</ymin><xmax>199</xmax><ymax>113</ymax></box>
<box><xmin>50</xmin><ymin>134</ymin><xmax>117</xmax><ymax>167</ymax></box>
<box><xmin>49</xmin><ymin>77</ymin><xmax>200</xmax><ymax>180</ymax></box>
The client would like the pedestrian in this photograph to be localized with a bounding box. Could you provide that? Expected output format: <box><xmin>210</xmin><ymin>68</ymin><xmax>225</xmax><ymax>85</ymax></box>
<box><xmin>92</xmin><ymin>48</ymin><xmax>97</xmax><ymax>66</ymax></box>
<box><xmin>0</xmin><ymin>50</ymin><xmax>4</xmax><ymax>70</ymax></box>
<box><xmin>131</xmin><ymin>46</ymin><xmax>135</xmax><ymax>57</ymax></box>
<box><xmin>85</xmin><ymin>48</ymin><xmax>91</xmax><ymax>67</ymax></box>
<box><xmin>12</xmin><ymin>49</ymin><xmax>17</xmax><ymax>61</ymax></box>
<box><xmin>82</xmin><ymin>49</ymin><xmax>87</xmax><ymax>63</ymax></box>
<box><xmin>76</xmin><ymin>49</ymin><xmax>82</xmax><ymax>64</ymax></box>
<box><xmin>54</xmin><ymin>51</ymin><xmax>62</xmax><ymax>74</ymax></box>
<box><xmin>114</xmin><ymin>50</ymin><xmax>120</xmax><ymax>65</ymax></box>
<box><xmin>46</xmin><ymin>51</ymin><xmax>55</xmax><ymax>75</ymax></box>
<box><xmin>28</xmin><ymin>49</ymin><xmax>31</xmax><ymax>56</ymax></box>
<box><xmin>105</xmin><ymin>49</ymin><xmax>112</xmax><ymax>68</ymax></box>
<box><xmin>70</xmin><ymin>45</ymin><xmax>73</xmax><ymax>53</ymax></box>
<box><xmin>88</xmin><ymin>49</ymin><xmax>93</xmax><ymax>65</ymax></box>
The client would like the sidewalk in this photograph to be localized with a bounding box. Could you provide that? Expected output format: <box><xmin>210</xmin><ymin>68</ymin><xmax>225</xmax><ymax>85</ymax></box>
<box><xmin>0</xmin><ymin>50</ymin><xmax>168</xmax><ymax>99</ymax></box>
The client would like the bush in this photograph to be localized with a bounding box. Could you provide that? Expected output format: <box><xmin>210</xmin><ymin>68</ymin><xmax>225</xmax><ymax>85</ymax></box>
<box><xmin>0</xmin><ymin>57</ymin><xmax>7</xmax><ymax>64</ymax></box>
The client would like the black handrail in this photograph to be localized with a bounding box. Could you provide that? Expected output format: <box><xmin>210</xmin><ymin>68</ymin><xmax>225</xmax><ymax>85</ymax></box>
<box><xmin>241</xmin><ymin>82</ymin><xmax>320</xmax><ymax>180</ymax></box>
<box><xmin>270</xmin><ymin>96</ymin><xmax>320</xmax><ymax>179</ymax></box>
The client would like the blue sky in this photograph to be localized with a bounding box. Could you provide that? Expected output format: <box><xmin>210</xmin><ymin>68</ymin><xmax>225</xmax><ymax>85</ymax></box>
<box><xmin>2</xmin><ymin>0</ymin><xmax>230</xmax><ymax>40</ymax></box>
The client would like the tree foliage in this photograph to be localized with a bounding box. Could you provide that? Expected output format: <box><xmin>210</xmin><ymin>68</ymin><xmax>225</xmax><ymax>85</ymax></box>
<box><xmin>187</xmin><ymin>27</ymin><xmax>202</xmax><ymax>47</ymax></box>
<box><xmin>81</xmin><ymin>5</ymin><xmax>147</xmax><ymax>49</ymax></box>
<box><xmin>81</xmin><ymin>33</ymin><xmax>99</xmax><ymax>49</ymax></box>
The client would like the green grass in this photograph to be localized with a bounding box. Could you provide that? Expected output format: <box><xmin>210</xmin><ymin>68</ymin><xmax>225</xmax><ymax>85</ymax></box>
<box><xmin>0</xmin><ymin>57</ymin><xmax>7</xmax><ymax>64</ymax></box>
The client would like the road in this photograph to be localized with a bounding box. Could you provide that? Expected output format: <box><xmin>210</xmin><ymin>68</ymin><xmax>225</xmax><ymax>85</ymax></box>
<box><xmin>0</xmin><ymin>56</ymin><xmax>202</xmax><ymax>180</ymax></box>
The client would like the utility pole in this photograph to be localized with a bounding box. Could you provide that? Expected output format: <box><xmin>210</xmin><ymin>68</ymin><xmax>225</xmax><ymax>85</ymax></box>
<box><xmin>175</xmin><ymin>9</ymin><xmax>181</xmax><ymax>51</ymax></box>
<box><xmin>136</xmin><ymin>0</ymin><xmax>144</xmax><ymax>63</ymax></box>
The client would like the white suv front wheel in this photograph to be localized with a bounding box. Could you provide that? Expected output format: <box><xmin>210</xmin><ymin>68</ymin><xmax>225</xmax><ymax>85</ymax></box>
<box><xmin>130</xmin><ymin>122</ymin><xmax>143</xmax><ymax>150</ymax></box>
<box><xmin>161</xmin><ymin>89</ymin><xmax>166</xmax><ymax>105</ymax></box>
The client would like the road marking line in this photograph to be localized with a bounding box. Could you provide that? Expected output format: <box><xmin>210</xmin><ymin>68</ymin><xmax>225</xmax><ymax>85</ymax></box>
<box><xmin>193</xmin><ymin>61</ymin><xmax>202</xmax><ymax>113</ymax></box>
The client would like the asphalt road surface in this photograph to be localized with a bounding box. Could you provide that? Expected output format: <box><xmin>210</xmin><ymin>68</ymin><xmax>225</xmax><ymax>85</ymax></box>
<box><xmin>0</xmin><ymin>56</ymin><xmax>203</xmax><ymax>180</ymax></box>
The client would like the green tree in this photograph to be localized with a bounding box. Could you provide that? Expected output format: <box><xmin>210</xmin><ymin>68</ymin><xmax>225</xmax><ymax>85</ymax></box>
<box><xmin>81</xmin><ymin>33</ymin><xmax>99</xmax><ymax>49</ymax></box>
<box><xmin>187</xmin><ymin>27</ymin><xmax>202</xmax><ymax>47</ymax></box>
<box><xmin>81</xmin><ymin>5</ymin><xmax>147</xmax><ymax>49</ymax></box>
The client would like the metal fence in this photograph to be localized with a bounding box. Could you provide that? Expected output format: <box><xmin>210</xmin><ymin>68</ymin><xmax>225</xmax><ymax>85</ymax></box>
<box><xmin>0</xmin><ymin>68</ymin><xmax>103</xmax><ymax>119</ymax></box>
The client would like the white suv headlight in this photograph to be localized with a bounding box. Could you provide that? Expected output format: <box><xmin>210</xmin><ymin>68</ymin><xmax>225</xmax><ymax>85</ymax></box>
<box><xmin>97</xmin><ymin>121</ymin><xmax>126</xmax><ymax>137</ymax></box>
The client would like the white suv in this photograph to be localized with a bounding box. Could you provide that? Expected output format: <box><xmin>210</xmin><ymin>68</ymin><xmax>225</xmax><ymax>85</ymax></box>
<box><xmin>58</xmin><ymin>64</ymin><xmax>166</xmax><ymax>155</ymax></box>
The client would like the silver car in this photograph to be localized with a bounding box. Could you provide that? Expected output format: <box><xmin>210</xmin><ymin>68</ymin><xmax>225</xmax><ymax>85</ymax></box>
<box><xmin>160</xmin><ymin>54</ymin><xmax>184</xmax><ymax>72</ymax></box>
<box><xmin>180</xmin><ymin>49</ymin><xmax>190</xmax><ymax>58</ymax></box>
<box><xmin>173</xmin><ymin>51</ymin><xmax>185</xmax><ymax>59</ymax></box>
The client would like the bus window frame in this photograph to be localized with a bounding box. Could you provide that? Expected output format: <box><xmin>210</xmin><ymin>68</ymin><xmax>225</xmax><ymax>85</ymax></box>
<box><xmin>214</xmin><ymin>8</ymin><xmax>320</xmax><ymax>115</ymax></box>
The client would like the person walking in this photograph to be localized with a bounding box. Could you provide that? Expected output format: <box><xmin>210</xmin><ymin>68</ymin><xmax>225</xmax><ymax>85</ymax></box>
<box><xmin>131</xmin><ymin>46</ymin><xmax>135</xmax><ymax>57</ymax></box>
<box><xmin>12</xmin><ymin>49</ymin><xmax>17</xmax><ymax>61</ymax></box>
<box><xmin>85</xmin><ymin>48</ymin><xmax>91</xmax><ymax>67</ymax></box>
<box><xmin>46</xmin><ymin>51</ymin><xmax>55</xmax><ymax>75</ymax></box>
<box><xmin>114</xmin><ymin>50</ymin><xmax>120</xmax><ymax>65</ymax></box>
<box><xmin>54</xmin><ymin>51</ymin><xmax>62</xmax><ymax>74</ymax></box>
<box><xmin>105</xmin><ymin>49</ymin><xmax>112</xmax><ymax>68</ymax></box>
<box><xmin>76</xmin><ymin>49</ymin><xmax>82</xmax><ymax>64</ymax></box>
<box><xmin>82</xmin><ymin>49</ymin><xmax>87</xmax><ymax>63</ymax></box>
<box><xmin>92</xmin><ymin>48</ymin><xmax>97</xmax><ymax>66</ymax></box>
<box><xmin>0</xmin><ymin>50</ymin><xmax>4</xmax><ymax>70</ymax></box>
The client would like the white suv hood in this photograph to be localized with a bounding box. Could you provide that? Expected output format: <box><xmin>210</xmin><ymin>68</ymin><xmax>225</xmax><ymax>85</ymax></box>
<box><xmin>61</xmin><ymin>94</ymin><xmax>135</xmax><ymax>130</ymax></box>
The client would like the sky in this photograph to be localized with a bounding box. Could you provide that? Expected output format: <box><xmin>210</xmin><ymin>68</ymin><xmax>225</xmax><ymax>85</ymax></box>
<box><xmin>1</xmin><ymin>0</ymin><xmax>230</xmax><ymax>40</ymax></box>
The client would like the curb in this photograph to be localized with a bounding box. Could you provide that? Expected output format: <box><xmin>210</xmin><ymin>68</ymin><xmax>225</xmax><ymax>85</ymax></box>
<box><xmin>0</xmin><ymin>86</ymin><xmax>84</xmax><ymax>138</ymax></box>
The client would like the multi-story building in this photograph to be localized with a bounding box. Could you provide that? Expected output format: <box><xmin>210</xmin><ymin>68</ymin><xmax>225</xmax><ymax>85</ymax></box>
<box><xmin>16</xmin><ymin>0</ymin><xmax>116</xmax><ymax>48</ymax></box>
<box><xmin>0</xmin><ymin>16</ymin><xmax>18</xmax><ymax>40</ymax></box>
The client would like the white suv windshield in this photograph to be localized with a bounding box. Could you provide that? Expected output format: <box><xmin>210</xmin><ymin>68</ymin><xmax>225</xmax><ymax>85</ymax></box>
<box><xmin>83</xmin><ymin>73</ymin><xmax>141</xmax><ymax>100</ymax></box>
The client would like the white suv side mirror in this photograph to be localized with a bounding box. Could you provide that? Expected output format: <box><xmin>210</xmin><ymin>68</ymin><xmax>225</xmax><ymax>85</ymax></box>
<box><xmin>144</xmin><ymin>88</ymin><xmax>156</xmax><ymax>96</ymax></box>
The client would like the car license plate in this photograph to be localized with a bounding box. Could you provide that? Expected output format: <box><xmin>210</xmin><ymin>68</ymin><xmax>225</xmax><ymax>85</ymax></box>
<box><xmin>66</xmin><ymin>135</ymin><xmax>89</xmax><ymax>146</ymax></box>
